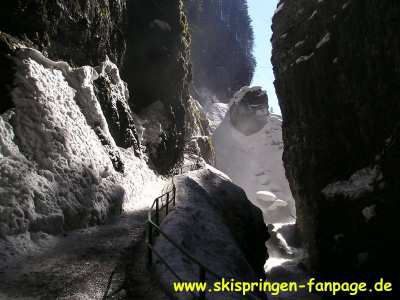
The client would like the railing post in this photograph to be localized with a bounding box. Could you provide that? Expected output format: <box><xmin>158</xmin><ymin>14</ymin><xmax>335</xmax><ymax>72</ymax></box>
<box><xmin>147</xmin><ymin>221</ymin><xmax>153</xmax><ymax>266</ymax></box>
<box><xmin>199</xmin><ymin>266</ymin><xmax>206</xmax><ymax>300</ymax></box>
<box><xmin>166</xmin><ymin>193</ymin><xmax>169</xmax><ymax>216</ymax></box>
<box><xmin>155</xmin><ymin>198</ymin><xmax>160</xmax><ymax>227</ymax></box>
<box><xmin>173</xmin><ymin>186</ymin><xmax>176</xmax><ymax>207</ymax></box>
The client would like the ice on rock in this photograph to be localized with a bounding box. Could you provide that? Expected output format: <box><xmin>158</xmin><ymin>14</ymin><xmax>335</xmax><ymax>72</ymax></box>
<box><xmin>322</xmin><ymin>166</ymin><xmax>380</xmax><ymax>199</ymax></box>
<box><xmin>296</xmin><ymin>53</ymin><xmax>314</xmax><ymax>64</ymax></box>
<box><xmin>0</xmin><ymin>48</ymin><xmax>162</xmax><ymax>237</ymax></box>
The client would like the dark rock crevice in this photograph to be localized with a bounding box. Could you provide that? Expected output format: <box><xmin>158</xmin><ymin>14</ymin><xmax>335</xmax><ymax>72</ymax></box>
<box><xmin>123</xmin><ymin>0</ymin><xmax>191</xmax><ymax>174</ymax></box>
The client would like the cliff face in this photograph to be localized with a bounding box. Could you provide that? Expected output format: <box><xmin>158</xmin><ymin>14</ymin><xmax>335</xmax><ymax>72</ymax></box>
<box><xmin>123</xmin><ymin>0</ymin><xmax>191</xmax><ymax>173</ymax></box>
<box><xmin>185</xmin><ymin>0</ymin><xmax>255</xmax><ymax>101</ymax></box>
<box><xmin>0</xmin><ymin>0</ymin><xmax>195</xmax><ymax>174</ymax></box>
<box><xmin>0</xmin><ymin>0</ymin><xmax>127</xmax><ymax>67</ymax></box>
<box><xmin>0</xmin><ymin>48</ymin><xmax>156</xmax><ymax>237</ymax></box>
<box><xmin>0</xmin><ymin>0</ymin><xmax>194</xmax><ymax>235</ymax></box>
<box><xmin>272</xmin><ymin>0</ymin><xmax>400</xmax><ymax>273</ymax></box>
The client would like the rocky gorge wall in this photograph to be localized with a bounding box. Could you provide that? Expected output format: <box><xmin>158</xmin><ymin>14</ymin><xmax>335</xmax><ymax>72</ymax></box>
<box><xmin>0</xmin><ymin>0</ymin><xmax>196</xmax><ymax>236</ymax></box>
<box><xmin>0</xmin><ymin>0</ymin><xmax>197</xmax><ymax>175</ymax></box>
<box><xmin>272</xmin><ymin>0</ymin><xmax>400</xmax><ymax>277</ymax></box>
<box><xmin>185</xmin><ymin>0</ymin><xmax>255</xmax><ymax>101</ymax></box>
<box><xmin>123</xmin><ymin>0</ymin><xmax>193</xmax><ymax>173</ymax></box>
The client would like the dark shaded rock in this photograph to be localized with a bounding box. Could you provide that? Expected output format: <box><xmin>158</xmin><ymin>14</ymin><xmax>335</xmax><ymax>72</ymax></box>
<box><xmin>154</xmin><ymin>168</ymin><xmax>269</xmax><ymax>298</ymax></box>
<box><xmin>94</xmin><ymin>126</ymin><xmax>124</xmax><ymax>173</ymax></box>
<box><xmin>0</xmin><ymin>0</ymin><xmax>127</xmax><ymax>67</ymax></box>
<box><xmin>272</xmin><ymin>0</ymin><xmax>400</xmax><ymax>276</ymax></box>
<box><xmin>123</xmin><ymin>0</ymin><xmax>191</xmax><ymax>174</ymax></box>
<box><xmin>276</xmin><ymin>223</ymin><xmax>302</xmax><ymax>249</ymax></box>
<box><xmin>94</xmin><ymin>59</ymin><xmax>140</xmax><ymax>156</ymax></box>
<box><xmin>0</xmin><ymin>32</ymin><xmax>29</xmax><ymax>114</ymax></box>
<box><xmin>185</xmin><ymin>0</ymin><xmax>256</xmax><ymax>101</ymax></box>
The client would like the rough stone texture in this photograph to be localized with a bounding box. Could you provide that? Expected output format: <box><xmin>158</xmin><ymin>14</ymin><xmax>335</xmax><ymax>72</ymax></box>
<box><xmin>0</xmin><ymin>0</ymin><xmax>127</xmax><ymax>68</ymax></box>
<box><xmin>154</xmin><ymin>168</ymin><xmax>269</xmax><ymax>299</ymax></box>
<box><xmin>0</xmin><ymin>0</ymin><xmax>145</xmax><ymax>161</ymax></box>
<box><xmin>272</xmin><ymin>0</ymin><xmax>400</xmax><ymax>276</ymax></box>
<box><xmin>123</xmin><ymin>0</ymin><xmax>191</xmax><ymax>174</ymax></box>
<box><xmin>94</xmin><ymin>59</ymin><xmax>140</xmax><ymax>156</ymax></box>
<box><xmin>184</xmin><ymin>95</ymin><xmax>215</xmax><ymax>165</ymax></box>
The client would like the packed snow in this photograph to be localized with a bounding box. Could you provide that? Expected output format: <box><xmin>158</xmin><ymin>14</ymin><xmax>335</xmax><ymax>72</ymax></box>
<box><xmin>0</xmin><ymin>48</ymin><xmax>163</xmax><ymax>239</ymax></box>
<box><xmin>212</xmin><ymin>87</ymin><xmax>295</xmax><ymax>224</ymax></box>
<box><xmin>153</xmin><ymin>167</ymin><xmax>267</xmax><ymax>300</ymax></box>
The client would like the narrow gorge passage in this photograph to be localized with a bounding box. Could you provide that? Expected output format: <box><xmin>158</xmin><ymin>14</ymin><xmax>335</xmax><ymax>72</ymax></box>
<box><xmin>1</xmin><ymin>0</ymin><xmax>399</xmax><ymax>299</ymax></box>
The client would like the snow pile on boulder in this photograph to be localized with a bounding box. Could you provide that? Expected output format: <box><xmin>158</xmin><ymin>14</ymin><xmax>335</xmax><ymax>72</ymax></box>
<box><xmin>0</xmin><ymin>48</ymin><xmax>162</xmax><ymax>238</ymax></box>
<box><xmin>153</xmin><ymin>167</ymin><xmax>269</xmax><ymax>299</ymax></box>
<box><xmin>213</xmin><ymin>86</ymin><xmax>295</xmax><ymax>224</ymax></box>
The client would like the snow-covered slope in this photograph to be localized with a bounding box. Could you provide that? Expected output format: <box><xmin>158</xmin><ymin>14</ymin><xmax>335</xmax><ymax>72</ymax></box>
<box><xmin>0</xmin><ymin>48</ymin><xmax>163</xmax><ymax>238</ymax></box>
<box><xmin>154</xmin><ymin>167</ymin><xmax>268</xmax><ymax>300</ymax></box>
<box><xmin>212</xmin><ymin>87</ymin><xmax>295</xmax><ymax>224</ymax></box>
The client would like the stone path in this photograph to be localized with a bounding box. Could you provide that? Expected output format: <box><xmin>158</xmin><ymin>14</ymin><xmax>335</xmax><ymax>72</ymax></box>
<box><xmin>0</xmin><ymin>209</ymin><xmax>168</xmax><ymax>300</ymax></box>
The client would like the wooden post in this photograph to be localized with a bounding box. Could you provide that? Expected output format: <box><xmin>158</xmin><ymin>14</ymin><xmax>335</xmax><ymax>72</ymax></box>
<box><xmin>199</xmin><ymin>266</ymin><xmax>206</xmax><ymax>300</ymax></box>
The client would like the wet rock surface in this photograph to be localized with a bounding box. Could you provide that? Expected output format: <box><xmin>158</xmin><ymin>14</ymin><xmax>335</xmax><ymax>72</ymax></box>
<box><xmin>154</xmin><ymin>168</ymin><xmax>269</xmax><ymax>299</ymax></box>
<box><xmin>272</xmin><ymin>0</ymin><xmax>400</xmax><ymax>279</ymax></box>
<box><xmin>0</xmin><ymin>0</ymin><xmax>127</xmax><ymax>67</ymax></box>
<box><xmin>123</xmin><ymin>0</ymin><xmax>191</xmax><ymax>174</ymax></box>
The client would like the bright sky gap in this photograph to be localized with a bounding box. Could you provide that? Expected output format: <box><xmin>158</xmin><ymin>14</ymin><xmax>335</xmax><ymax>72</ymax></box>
<box><xmin>248</xmin><ymin>0</ymin><xmax>280</xmax><ymax>114</ymax></box>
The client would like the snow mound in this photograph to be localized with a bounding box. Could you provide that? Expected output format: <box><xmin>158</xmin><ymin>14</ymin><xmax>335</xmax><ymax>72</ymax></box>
<box><xmin>0</xmin><ymin>48</ymin><xmax>162</xmax><ymax>237</ymax></box>
<box><xmin>154</xmin><ymin>167</ymin><xmax>268</xmax><ymax>299</ymax></box>
<box><xmin>213</xmin><ymin>92</ymin><xmax>295</xmax><ymax>224</ymax></box>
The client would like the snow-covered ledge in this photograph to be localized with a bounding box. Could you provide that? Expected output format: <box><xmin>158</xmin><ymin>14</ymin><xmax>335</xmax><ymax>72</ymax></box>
<box><xmin>153</xmin><ymin>166</ymin><xmax>269</xmax><ymax>299</ymax></box>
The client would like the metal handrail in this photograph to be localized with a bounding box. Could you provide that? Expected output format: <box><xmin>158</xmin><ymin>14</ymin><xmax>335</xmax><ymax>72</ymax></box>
<box><xmin>146</xmin><ymin>161</ymin><xmax>263</xmax><ymax>300</ymax></box>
